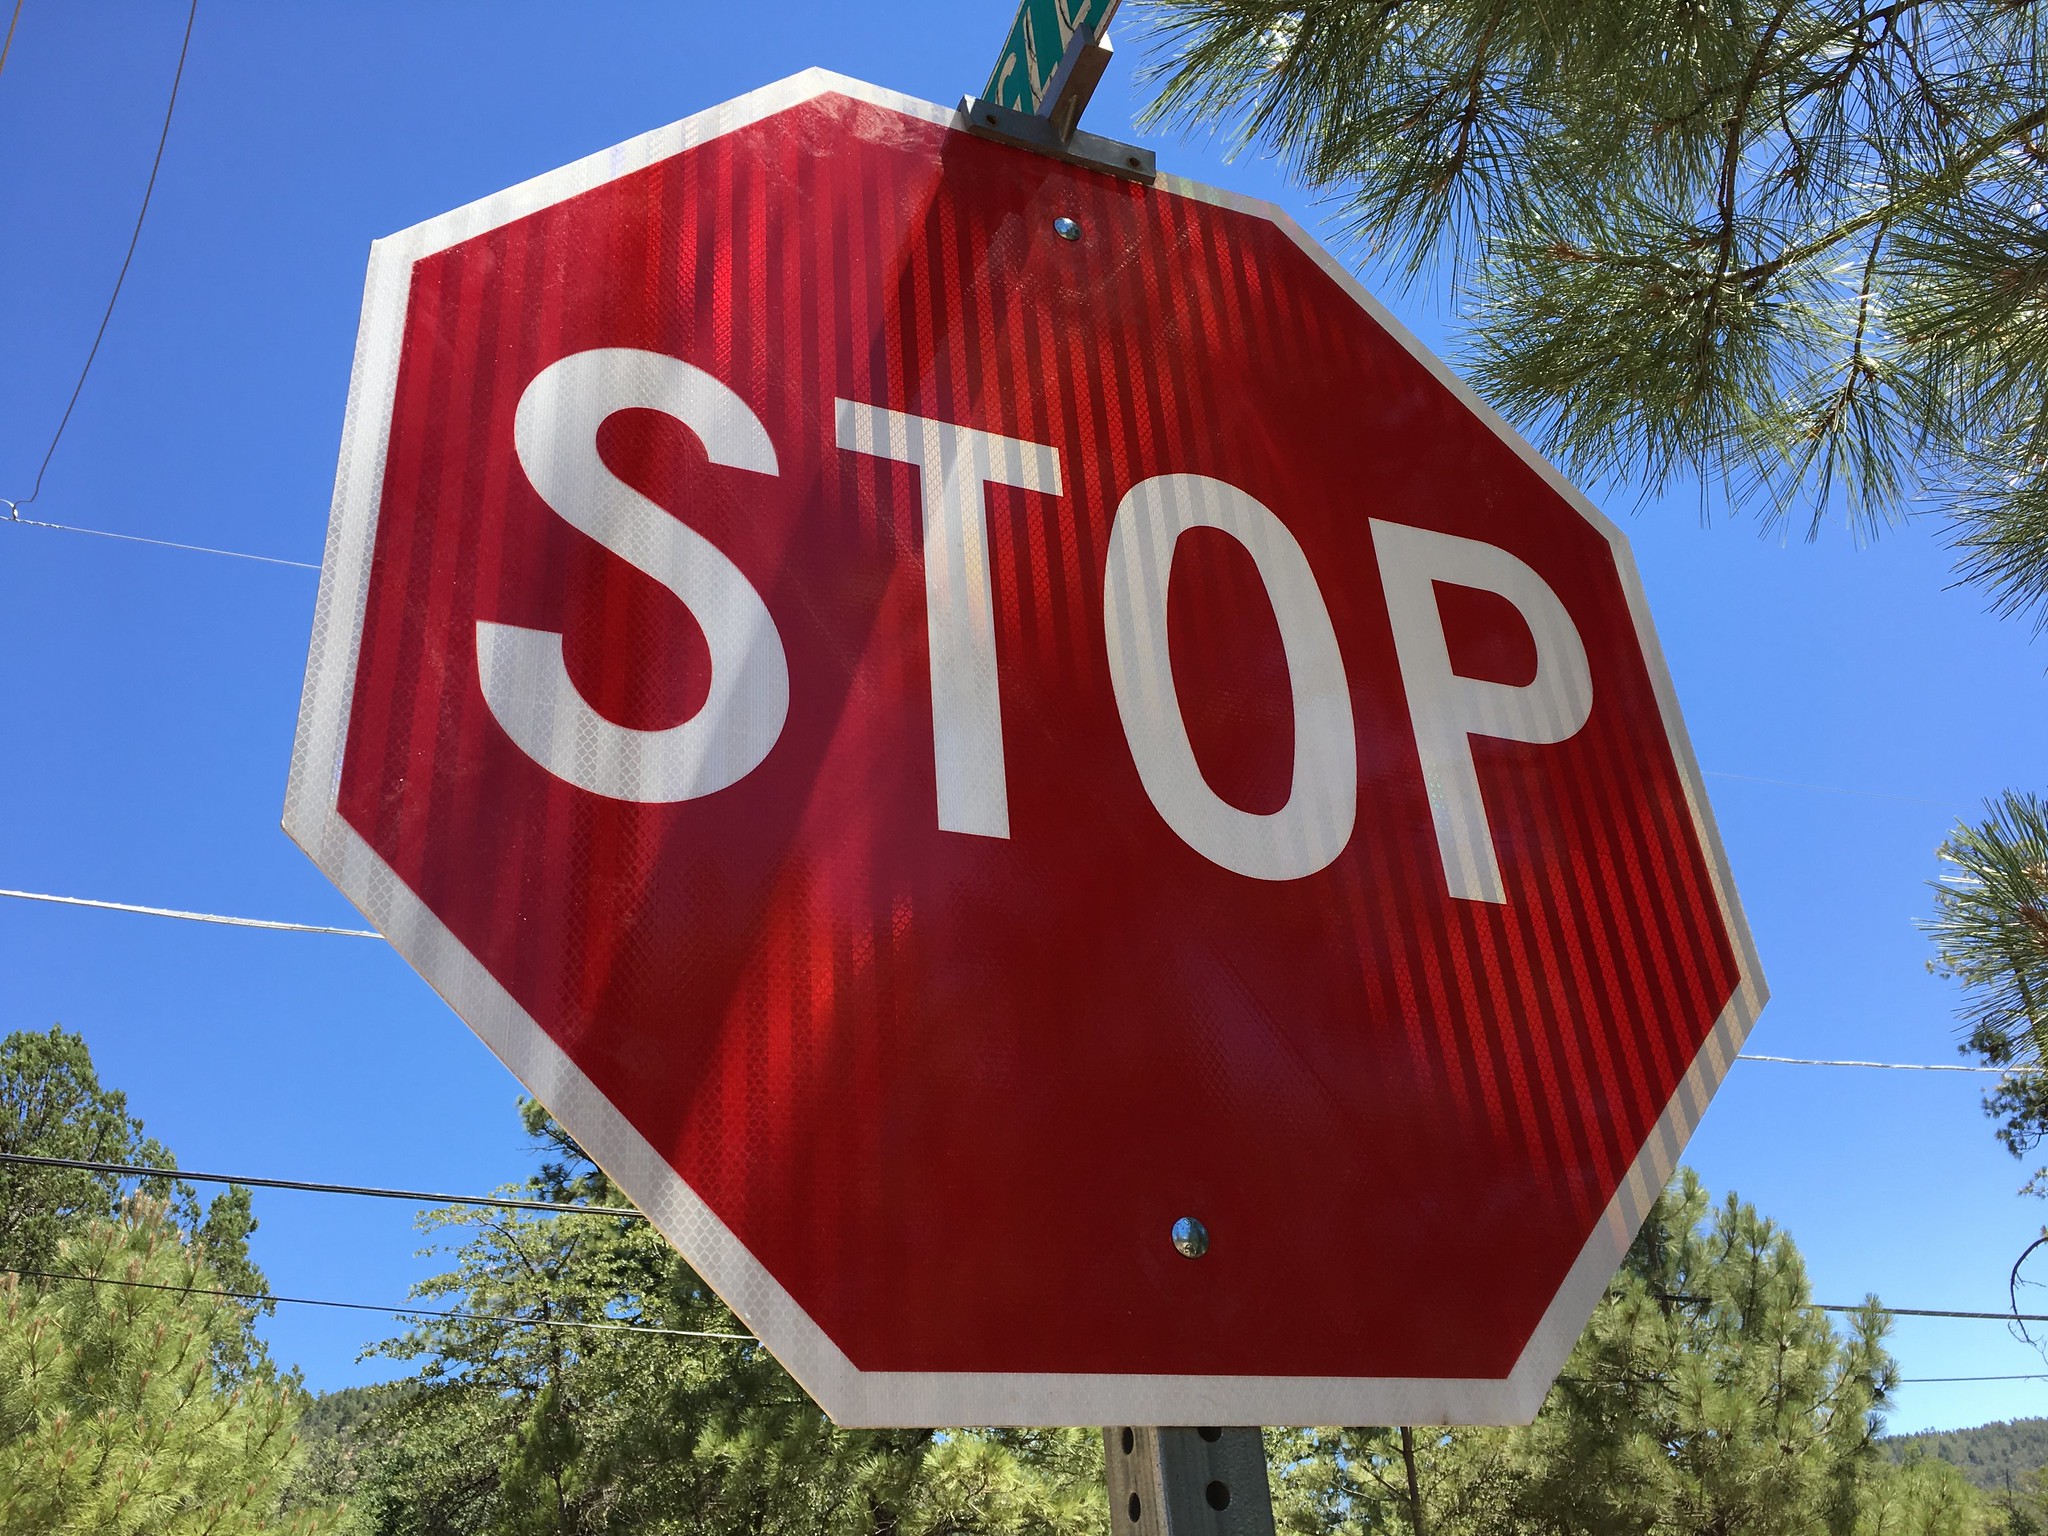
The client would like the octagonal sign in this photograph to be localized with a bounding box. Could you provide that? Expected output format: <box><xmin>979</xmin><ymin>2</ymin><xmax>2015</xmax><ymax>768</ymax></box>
<box><xmin>286</xmin><ymin>70</ymin><xmax>1764</xmax><ymax>1427</ymax></box>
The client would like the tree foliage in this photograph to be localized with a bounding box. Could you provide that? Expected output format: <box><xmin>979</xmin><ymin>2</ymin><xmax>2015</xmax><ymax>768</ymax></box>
<box><xmin>0</xmin><ymin>1026</ymin><xmax>332</xmax><ymax>1531</ymax></box>
<box><xmin>0</xmin><ymin>1024</ymin><xmax>274</xmax><ymax>1376</ymax></box>
<box><xmin>0</xmin><ymin>1024</ymin><xmax>175</xmax><ymax>1276</ymax></box>
<box><xmin>0</xmin><ymin>1198</ymin><xmax>333</xmax><ymax>1535</ymax></box>
<box><xmin>1140</xmin><ymin>0</ymin><xmax>2046</xmax><ymax>567</ymax></box>
<box><xmin>1925</xmin><ymin>793</ymin><xmax>2048</xmax><ymax>1181</ymax></box>
<box><xmin>1889</xmin><ymin>1418</ymin><xmax>2048</xmax><ymax>1494</ymax></box>
<box><xmin>312</xmin><ymin>1106</ymin><xmax>2014</xmax><ymax>1536</ymax></box>
<box><xmin>1267</xmin><ymin>1171</ymin><xmax>1979</xmax><ymax>1536</ymax></box>
<box><xmin>307</xmin><ymin>1100</ymin><xmax>1106</xmax><ymax>1536</ymax></box>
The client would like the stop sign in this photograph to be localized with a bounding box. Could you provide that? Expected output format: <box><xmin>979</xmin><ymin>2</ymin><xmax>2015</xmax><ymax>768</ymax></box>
<box><xmin>287</xmin><ymin>70</ymin><xmax>1763</xmax><ymax>1428</ymax></box>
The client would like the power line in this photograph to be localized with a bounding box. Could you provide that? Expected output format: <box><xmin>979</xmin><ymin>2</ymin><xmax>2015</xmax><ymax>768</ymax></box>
<box><xmin>0</xmin><ymin>890</ymin><xmax>2029</xmax><ymax>1071</ymax></box>
<box><xmin>1</xmin><ymin>513</ymin><xmax>318</xmax><ymax>570</ymax></box>
<box><xmin>0</xmin><ymin>887</ymin><xmax>379</xmax><ymax>938</ymax></box>
<box><xmin>7</xmin><ymin>885</ymin><xmax>2038</xmax><ymax>1078</ymax></box>
<box><xmin>0</xmin><ymin>0</ymin><xmax>24</xmax><ymax>83</ymax></box>
<box><xmin>1897</xmin><ymin>1373</ymin><xmax>2048</xmax><ymax>1383</ymax></box>
<box><xmin>0</xmin><ymin>1151</ymin><xmax>644</xmax><ymax>1219</ymax></box>
<box><xmin>1738</xmin><ymin>1053</ymin><xmax>2040</xmax><ymax>1075</ymax></box>
<box><xmin>1</xmin><ymin>1265</ymin><xmax>754</xmax><ymax>1343</ymax></box>
<box><xmin>1817</xmin><ymin>1303</ymin><xmax>2048</xmax><ymax>1323</ymax></box>
<box><xmin>14</xmin><ymin>1149</ymin><xmax>2048</xmax><ymax>1328</ymax></box>
<box><xmin>7</xmin><ymin>0</ymin><xmax>196</xmax><ymax>509</ymax></box>
<box><xmin>6</xmin><ymin>1264</ymin><xmax>2040</xmax><ymax>1386</ymax></box>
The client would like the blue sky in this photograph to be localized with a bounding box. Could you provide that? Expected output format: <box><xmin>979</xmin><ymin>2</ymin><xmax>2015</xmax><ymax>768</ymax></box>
<box><xmin>0</xmin><ymin>1</ymin><xmax>2041</xmax><ymax>1434</ymax></box>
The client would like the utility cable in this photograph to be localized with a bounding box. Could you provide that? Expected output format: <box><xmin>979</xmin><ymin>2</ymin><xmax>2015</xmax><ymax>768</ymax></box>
<box><xmin>0</xmin><ymin>1265</ymin><xmax>755</xmax><ymax>1342</ymax></box>
<box><xmin>1738</xmin><ymin>1053</ymin><xmax>2040</xmax><ymax>1075</ymax></box>
<box><xmin>4</xmin><ymin>1266</ymin><xmax>2041</xmax><ymax>1382</ymax></box>
<box><xmin>6</xmin><ymin>889</ymin><xmax>2038</xmax><ymax>1076</ymax></box>
<box><xmin>1816</xmin><ymin>1303</ymin><xmax>2048</xmax><ymax>1323</ymax></box>
<box><xmin>12</xmin><ymin>1150</ymin><xmax>2048</xmax><ymax>1327</ymax></box>
<box><xmin>6</xmin><ymin>0</ymin><xmax>196</xmax><ymax>510</ymax></box>
<box><xmin>0</xmin><ymin>1151</ymin><xmax>643</xmax><ymax>1219</ymax></box>
<box><xmin>1</xmin><ymin>513</ymin><xmax>318</xmax><ymax>569</ymax></box>
<box><xmin>0</xmin><ymin>887</ymin><xmax>378</xmax><ymax>938</ymax></box>
<box><xmin>0</xmin><ymin>0</ymin><xmax>24</xmax><ymax>83</ymax></box>
<box><xmin>1897</xmin><ymin>1372</ymin><xmax>2048</xmax><ymax>1383</ymax></box>
<box><xmin>4</xmin><ymin>887</ymin><xmax>2038</xmax><ymax>1077</ymax></box>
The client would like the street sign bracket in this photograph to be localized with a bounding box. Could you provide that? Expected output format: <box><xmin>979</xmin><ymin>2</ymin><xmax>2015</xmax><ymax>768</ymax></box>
<box><xmin>1039</xmin><ymin>22</ymin><xmax>1115</xmax><ymax>142</ymax></box>
<box><xmin>961</xmin><ymin>93</ymin><xmax>1156</xmax><ymax>182</ymax></box>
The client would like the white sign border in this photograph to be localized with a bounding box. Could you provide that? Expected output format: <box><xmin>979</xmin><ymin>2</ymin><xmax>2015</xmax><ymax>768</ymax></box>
<box><xmin>284</xmin><ymin>67</ymin><xmax>1767</xmax><ymax>1429</ymax></box>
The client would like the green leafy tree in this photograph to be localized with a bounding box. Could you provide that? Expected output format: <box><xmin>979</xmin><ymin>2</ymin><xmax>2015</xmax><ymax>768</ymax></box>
<box><xmin>330</xmin><ymin>1101</ymin><xmax>1105</xmax><ymax>1536</ymax></box>
<box><xmin>0</xmin><ymin>1197</ymin><xmax>337</xmax><ymax>1535</ymax></box>
<box><xmin>1267</xmin><ymin>1171</ymin><xmax>1983</xmax><ymax>1536</ymax></box>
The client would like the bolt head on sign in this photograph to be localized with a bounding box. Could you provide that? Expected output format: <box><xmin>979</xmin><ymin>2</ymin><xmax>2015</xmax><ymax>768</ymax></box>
<box><xmin>286</xmin><ymin>70</ymin><xmax>1763</xmax><ymax>1428</ymax></box>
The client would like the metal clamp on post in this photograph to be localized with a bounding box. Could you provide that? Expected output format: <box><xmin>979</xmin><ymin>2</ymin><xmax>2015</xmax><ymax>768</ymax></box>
<box><xmin>964</xmin><ymin>8</ymin><xmax>1156</xmax><ymax>182</ymax></box>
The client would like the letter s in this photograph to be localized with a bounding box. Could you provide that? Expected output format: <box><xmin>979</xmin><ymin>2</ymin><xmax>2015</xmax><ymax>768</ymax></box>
<box><xmin>476</xmin><ymin>348</ymin><xmax>789</xmax><ymax>803</ymax></box>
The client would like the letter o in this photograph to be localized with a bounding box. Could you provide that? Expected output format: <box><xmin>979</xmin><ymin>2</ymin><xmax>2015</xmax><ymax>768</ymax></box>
<box><xmin>1102</xmin><ymin>473</ymin><xmax>1357</xmax><ymax>881</ymax></box>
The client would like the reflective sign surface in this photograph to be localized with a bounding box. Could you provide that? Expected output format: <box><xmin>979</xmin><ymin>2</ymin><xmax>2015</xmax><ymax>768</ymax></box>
<box><xmin>288</xmin><ymin>72</ymin><xmax>1764</xmax><ymax>1427</ymax></box>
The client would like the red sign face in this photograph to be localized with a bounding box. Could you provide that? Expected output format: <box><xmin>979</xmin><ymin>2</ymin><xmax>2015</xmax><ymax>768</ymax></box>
<box><xmin>288</xmin><ymin>71</ymin><xmax>1763</xmax><ymax>1427</ymax></box>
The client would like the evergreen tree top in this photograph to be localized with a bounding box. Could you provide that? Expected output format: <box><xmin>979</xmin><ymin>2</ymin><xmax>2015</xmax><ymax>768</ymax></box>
<box><xmin>1139</xmin><ymin>0</ymin><xmax>2046</xmax><ymax>607</ymax></box>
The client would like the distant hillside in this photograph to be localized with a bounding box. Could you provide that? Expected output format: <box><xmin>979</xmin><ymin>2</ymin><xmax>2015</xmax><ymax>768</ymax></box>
<box><xmin>296</xmin><ymin>1380</ymin><xmax>412</xmax><ymax>1442</ymax></box>
<box><xmin>1887</xmin><ymin>1418</ymin><xmax>2048</xmax><ymax>1493</ymax></box>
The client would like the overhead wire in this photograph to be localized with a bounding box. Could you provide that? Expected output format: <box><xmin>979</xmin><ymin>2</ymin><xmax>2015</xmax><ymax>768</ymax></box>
<box><xmin>2</xmin><ymin>891</ymin><xmax>2032</xmax><ymax>1074</ymax></box>
<box><xmin>1816</xmin><ymin>1303</ymin><xmax>2048</xmax><ymax>1323</ymax></box>
<box><xmin>2</xmin><ymin>514</ymin><xmax>318</xmax><ymax>569</ymax></box>
<box><xmin>1898</xmin><ymin>1373</ymin><xmax>2048</xmax><ymax>1383</ymax></box>
<box><xmin>0</xmin><ymin>887</ymin><xmax>378</xmax><ymax>938</ymax></box>
<box><xmin>0</xmin><ymin>1265</ymin><xmax>755</xmax><ymax>1342</ymax></box>
<box><xmin>0</xmin><ymin>0</ymin><xmax>24</xmax><ymax>83</ymax></box>
<box><xmin>1738</xmin><ymin>1054</ymin><xmax>2039</xmax><ymax>1075</ymax></box>
<box><xmin>11</xmin><ymin>1149</ymin><xmax>2048</xmax><ymax>1330</ymax></box>
<box><xmin>7</xmin><ymin>1261</ymin><xmax>2047</xmax><ymax>1387</ymax></box>
<box><xmin>5</xmin><ymin>0</ymin><xmax>197</xmax><ymax>511</ymax></box>
<box><xmin>0</xmin><ymin>1150</ymin><xmax>642</xmax><ymax>1218</ymax></box>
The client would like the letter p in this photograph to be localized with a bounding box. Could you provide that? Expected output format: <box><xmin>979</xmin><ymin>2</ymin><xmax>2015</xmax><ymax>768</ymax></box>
<box><xmin>1370</xmin><ymin>520</ymin><xmax>1593</xmax><ymax>904</ymax></box>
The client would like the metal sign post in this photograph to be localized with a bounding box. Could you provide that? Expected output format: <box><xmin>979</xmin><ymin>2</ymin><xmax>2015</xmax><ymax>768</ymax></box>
<box><xmin>1104</xmin><ymin>1427</ymin><xmax>1277</xmax><ymax>1536</ymax></box>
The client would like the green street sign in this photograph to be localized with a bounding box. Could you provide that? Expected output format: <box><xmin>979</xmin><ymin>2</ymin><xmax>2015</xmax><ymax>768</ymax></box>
<box><xmin>983</xmin><ymin>0</ymin><xmax>1120</xmax><ymax>115</ymax></box>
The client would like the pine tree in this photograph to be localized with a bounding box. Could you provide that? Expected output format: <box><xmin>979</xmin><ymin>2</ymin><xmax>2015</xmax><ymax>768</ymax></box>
<box><xmin>0</xmin><ymin>1025</ymin><xmax>277</xmax><ymax>1378</ymax></box>
<box><xmin>323</xmin><ymin>1101</ymin><xmax>1107</xmax><ymax>1536</ymax></box>
<box><xmin>1266</xmin><ymin>1171</ymin><xmax>1984</xmax><ymax>1536</ymax></box>
<box><xmin>1925</xmin><ymin>792</ymin><xmax>2048</xmax><ymax>1181</ymax></box>
<box><xmin>1139</xmin><ymin>0</ymin><xmax>2045</xmax><ymax>560</ymax></box>
<box><xmin>0</xmin><ymin>1198</ymin><xmax>337</xmax><ymax>1535</ymax></box>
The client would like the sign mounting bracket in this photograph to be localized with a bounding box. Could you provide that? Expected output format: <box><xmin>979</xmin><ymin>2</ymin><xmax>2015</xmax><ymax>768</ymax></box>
<box><xmin>960</xmin><ymin>88</ymin><xmax>1157</xmax><ymax>183</ymax></box>
<box><xmin>967</xmin><ymin>0</ymin><xmax>1154</xmax><ymax>182</ymax></box>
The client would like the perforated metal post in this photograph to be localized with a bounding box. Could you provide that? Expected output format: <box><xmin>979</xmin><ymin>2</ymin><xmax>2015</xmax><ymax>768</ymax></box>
<box><xmin>1103</xmin><ymin>1427</ymin><xmax>1276</xmax><ymax>1536</ymax></box>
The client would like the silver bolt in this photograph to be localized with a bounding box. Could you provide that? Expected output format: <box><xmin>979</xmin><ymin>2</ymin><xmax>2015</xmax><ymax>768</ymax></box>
<box><xmin>1171</xmin><ymin>1216</ymin><xmax>1209</xmax><ymax>1259</ymax></box>
<box><xmin>1053</xmin><ymin>216</ymin><xmax>1081</xmax><ymax>242</ymax></box>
